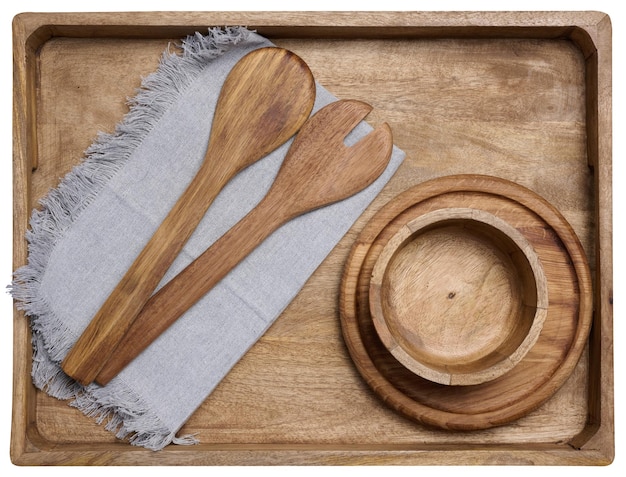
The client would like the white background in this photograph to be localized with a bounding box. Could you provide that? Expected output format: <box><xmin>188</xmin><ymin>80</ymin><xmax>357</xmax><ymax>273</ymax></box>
<box><xmin>0</xmin><ymin>0</ymin><xmax>622</xmax><ymax>475</ymax></box>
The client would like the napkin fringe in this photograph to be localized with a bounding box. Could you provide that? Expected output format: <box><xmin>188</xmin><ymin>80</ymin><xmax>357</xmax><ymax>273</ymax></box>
<box><xmin>71</xmin><ymin>379</ymin><xmax>199</xmax><ymax>450</ymax></box>
<box><xmin>10</xmin><ymin>26</ymin><xmax>252</xmax><ymax>451</ymax></box>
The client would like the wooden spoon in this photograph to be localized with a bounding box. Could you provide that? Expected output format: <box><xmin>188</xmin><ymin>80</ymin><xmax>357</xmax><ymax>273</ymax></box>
<box><xmin>94</xmin><ymin>99</ymin><xmax>393</xmax><ymax>385</ymax></box>
<box><xmin>62</xmin><ymin>47</ymin><xmax>316</xmax><ymax>385</ymax></box>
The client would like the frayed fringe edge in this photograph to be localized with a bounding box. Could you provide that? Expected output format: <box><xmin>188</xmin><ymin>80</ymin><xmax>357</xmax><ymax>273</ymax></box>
<box><xmin>9</xmin><ymin>26</ymin><xmax>252</xmax><ymax>451</ymax></box>
<box><xmin>31</xmin><ymin>328</ymin><xmax>199</xmax><ymax>451</ymax></box>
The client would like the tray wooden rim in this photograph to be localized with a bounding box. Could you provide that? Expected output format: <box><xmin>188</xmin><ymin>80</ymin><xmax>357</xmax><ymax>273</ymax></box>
<box><xmin>11</xmin><ymin>10</ymin><xmax>613</xmax><ymax>466</ymax></box>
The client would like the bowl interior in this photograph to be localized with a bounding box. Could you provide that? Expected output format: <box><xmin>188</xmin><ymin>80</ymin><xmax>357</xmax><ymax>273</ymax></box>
<box><xmin>369</xmin><ymin>208</ymin><xmax>548</xmax><ymax>386</ymax></box>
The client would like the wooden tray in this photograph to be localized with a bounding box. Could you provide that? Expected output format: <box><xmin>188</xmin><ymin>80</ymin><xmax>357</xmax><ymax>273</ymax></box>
<box><xmin>11</xmin><ymin>11</ymin><xmax>613</xmax><ymax>465</ymax></box>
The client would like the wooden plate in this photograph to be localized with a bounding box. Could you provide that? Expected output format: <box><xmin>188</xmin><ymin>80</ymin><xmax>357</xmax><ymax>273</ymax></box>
<box><xmin>369</xmin><ymin>207</ymin><xmax>549</xmax><ymax>386</ymax></box>
<box><xmin>339</xmin><ymin>174</ymin><xmax>593</xmax><ymax>430</ymax></box>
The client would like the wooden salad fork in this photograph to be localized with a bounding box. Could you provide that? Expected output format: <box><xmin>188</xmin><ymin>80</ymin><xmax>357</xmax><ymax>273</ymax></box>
<box><xmin>94</xmin><ymin>99</ymin><xmax>394</xmax><ymax>385</ymax></box>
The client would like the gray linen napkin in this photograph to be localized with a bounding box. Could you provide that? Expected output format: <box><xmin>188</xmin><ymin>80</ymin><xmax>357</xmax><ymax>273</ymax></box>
<box><xmin>11</xmin><ymin>27</ymin><xmax>405</xmax><ymax>450</ymax></box>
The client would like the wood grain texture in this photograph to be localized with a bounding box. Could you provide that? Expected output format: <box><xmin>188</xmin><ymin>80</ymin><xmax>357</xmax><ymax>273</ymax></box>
<box><xmin>60</xmin><ymin>46</ymin><xmax>316</xmax><ymax>385</ymax></box>
<box><xmin>94</xmin><ymin>100</ymin><xmax>393</xmax><ymax>385</ymax></box>
<box><xmin>341</xmin><ymin>175</ymin><xmax>592</xmax><ymax>430</ymax></box>
<box><xmin>11</xmin><ymin>11</ymin><xmax>612</xmax><ymax>465</ymax></box>
<box><xmin>369</xmin><ymin>206</ymin><xmax>549</xmax><ymax>386</ymax></box>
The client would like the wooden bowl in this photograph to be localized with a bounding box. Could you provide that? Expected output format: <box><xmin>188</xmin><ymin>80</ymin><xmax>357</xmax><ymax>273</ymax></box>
<box><xmin>339</xmin><ymin>175</ymin><xmax>593</xmax><ymax>430</ymax></box>
<box><xmin>369</xmin><ymin>207</ymin><xmax>548</xmax><ymax>386</ymax></box>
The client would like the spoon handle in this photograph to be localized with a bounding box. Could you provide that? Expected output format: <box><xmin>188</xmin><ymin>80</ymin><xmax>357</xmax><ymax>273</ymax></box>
<box><xmin>94</xmin><ymin>194</ymin><xmax>287</xmax><ymax>385</ymax></box>
<box><xmin>62</xmin><ymin>164</ymin><xmax>230</xmax><ymax>385</ymax></box>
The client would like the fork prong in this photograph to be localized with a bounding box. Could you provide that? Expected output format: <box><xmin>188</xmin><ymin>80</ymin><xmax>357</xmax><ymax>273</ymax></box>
<box><xmin>347</xmin><ymin>122</ymin><xmax>393</xmax><ymax>173</ymax></box>
<box><xmin>314</xmin><ymin>100</ymin><xmax>374</xmax><ymax>145</ymax></box>
<box><xmin>334</xmin><ymin>100</ymin><xmax>374</xmax><ymax>136</ymax></box>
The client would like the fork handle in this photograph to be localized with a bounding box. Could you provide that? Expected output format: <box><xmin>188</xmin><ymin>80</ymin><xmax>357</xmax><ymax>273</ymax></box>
<box><xmin>94</xmin><ymin>193</ymin><xmax>287</xmax><ymax>385</ymax></box>
<box><xmin>61</xmin><ymin>163</ymin><xmax>230</xmax><ymax>385</ymax></box>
